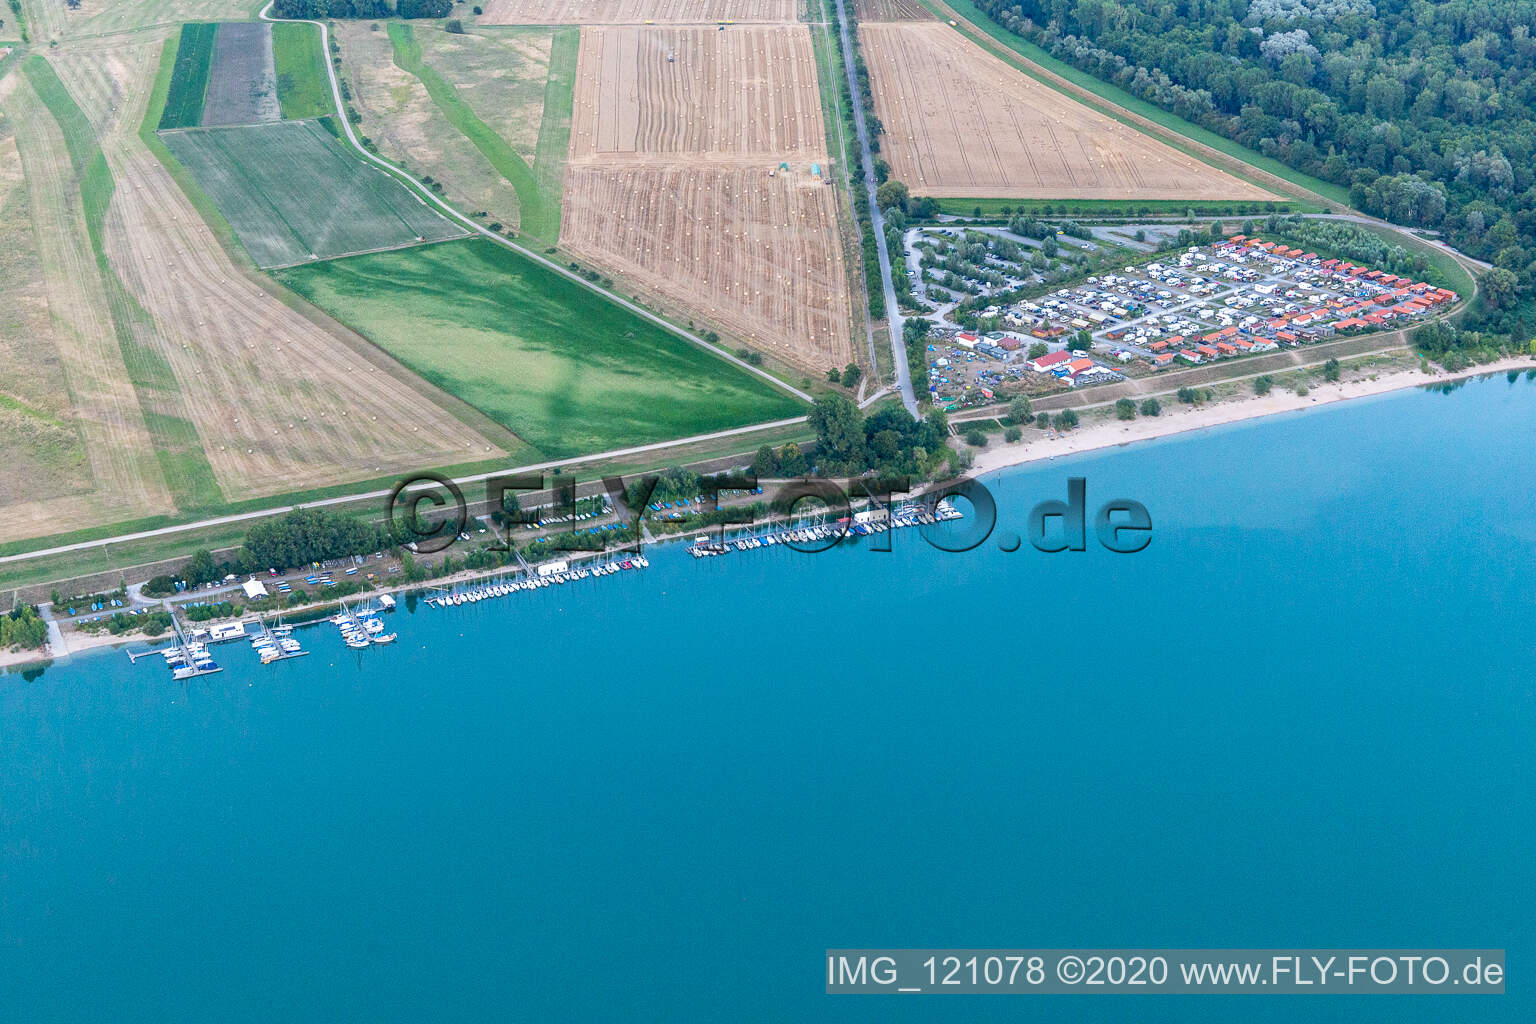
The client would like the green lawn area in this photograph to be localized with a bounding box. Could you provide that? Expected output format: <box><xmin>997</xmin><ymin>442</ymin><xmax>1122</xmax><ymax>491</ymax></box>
<box><xmin>273</xmin><ymin>238</ymin><xmax>806</xmax><ymax>458</ymax></box>
<box><xmin>272</xmin><ymin>22</ymin><xmax>329</xmax><ymax>121</ymax></box>
<box><xmin>923</xmin><ymin>0</ymin><xmax>1351</xmax><ymax>207</ymax></box>
<box><xmin>158</xmin><ymin>22</ymin><xmax>217</xmax><ymax>129</ymax></box>
<box><xmin>388</xmin><ymin>23</ymin><xmax>565</xmax><ymax>243</ymax></box>
<box><xmin>161</xmin><ymin>118</ymin><xmax>466</xmax><ymax>267</ymax></box>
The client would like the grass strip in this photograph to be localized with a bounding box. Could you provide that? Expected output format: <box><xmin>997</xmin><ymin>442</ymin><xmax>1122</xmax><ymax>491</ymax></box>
<box><xmin>158</xmin><ymin>22</ymin><xmax>217</xmax><ymax>129</ymax></box>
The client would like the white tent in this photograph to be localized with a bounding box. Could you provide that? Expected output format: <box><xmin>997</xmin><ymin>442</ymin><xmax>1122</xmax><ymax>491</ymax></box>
<box><xmin>241</xmin><ymin>579</ymin><xmax>269</xmax><ymax>600</ymax></box>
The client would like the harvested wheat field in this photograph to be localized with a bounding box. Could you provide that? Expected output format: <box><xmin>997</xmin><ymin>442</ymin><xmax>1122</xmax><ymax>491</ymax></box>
<box><xmin>570</xmin><ymin>25</ymin><xmax>826</xmax><ymax>160</ymax></box>
<box><xmin>860</xmin><ymin>22</ymin><xmax>1274</xmax><ymax>201</ymax></box>
<box><xmin>563</xmin><ymin>24</ymin><xmax>853</xmax><ymax>372</ymax></box>
<box><xmin>478</xmin><ymin>0</ymin><xmax>798</xmax><ymax>25</ymax></box>
<box><xmin>853</xmin><ymin>0</ymin><xmax>932</xmax><ymax>20</ymax></box>
<box><xmin>0</xmin><ymin>71</ymin><xmax>174</xmax><ymax>543</ymax></box>
<box><xmin>563</xmin><ymin>164</ymin><xmax>851</xmax><ymax>370</ymax></box>
<box><xmin>47</xmin><ymin>41</ymin><xmax>517</xmax><ymax>505</ymax></box>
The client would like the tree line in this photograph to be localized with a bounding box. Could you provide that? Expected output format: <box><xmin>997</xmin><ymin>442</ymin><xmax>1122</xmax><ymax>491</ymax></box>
<box><xmin>972</xmin><ymin>0</ymin><xmax>1536</xmax><ymax>342</ymax></box>
<box><xmin>271</xmin><ymin>0</ymin><xmax>451</xmax><ymax>19</ymax></box>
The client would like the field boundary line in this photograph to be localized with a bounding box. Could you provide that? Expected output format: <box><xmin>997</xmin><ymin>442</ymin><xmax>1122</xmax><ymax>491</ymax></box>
<box><xmin>259</xmin><ymin>2</ymin><xmax>812</xmax><ymax>405</ymax></box>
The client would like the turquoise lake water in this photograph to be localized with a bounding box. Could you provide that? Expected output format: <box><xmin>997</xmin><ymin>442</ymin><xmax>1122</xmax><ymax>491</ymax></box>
<box><xmin>3</xmin><ymin>374</ymin><xmax>1534</xmax><ymax>1022</ymax></box>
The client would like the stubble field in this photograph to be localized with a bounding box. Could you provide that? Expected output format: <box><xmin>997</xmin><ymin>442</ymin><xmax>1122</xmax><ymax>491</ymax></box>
<box><xmin>852</xmin><ymin>0</ymin><xmax>932</xmax><ymax>19</ymax></box>
<box><xmin>561</xmin><ymin>24</ymin><xmax>854</xmax><ymax>373</ymax></box>
<box><xmin>477</xmin><ymin>0</ymin><xmax>799</xmax><ymax>25</ymax></box>
<box><xmin>0</xmin><ymin>65</ymin><xmax>173</xmax><ymax>542</ymax></box>
<box><xmin>0</xmin><ymin>35</ymin><xmax>516</xmax><ymax>542</ymax></box>
<box><xmin>859</xmin><ymin>21</ymin><xmax>1275</xmax><ymax>201</ymax></box>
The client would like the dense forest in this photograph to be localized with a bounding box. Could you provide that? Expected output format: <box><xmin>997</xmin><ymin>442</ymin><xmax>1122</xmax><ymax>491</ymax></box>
<box><xmin>270</xmin><ymin>0</ymin><xmax>451</xmax><ymax>18</ymax></box>
<box><xmin>972</xmin><ymin>0</ymin><xmax>1536</xmax><ymax>337</ymax></box>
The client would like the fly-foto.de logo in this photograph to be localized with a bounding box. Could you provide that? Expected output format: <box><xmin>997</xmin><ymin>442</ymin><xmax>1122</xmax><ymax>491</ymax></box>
<box><xmin>383</xmin><ymin>472</ymin><xmax>1151</xmax><ymax>557</ymax></box>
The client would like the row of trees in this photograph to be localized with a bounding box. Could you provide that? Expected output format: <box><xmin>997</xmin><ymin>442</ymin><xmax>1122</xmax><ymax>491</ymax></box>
<box><xmin>972</xmin><ymin>0</ymin><xmax>1536</xmax><ymax>340</ymax></box>
<box><xmin>271</xmin><ymin>0</ymin><xmax>450</xmax><ymax>18</ymax></box>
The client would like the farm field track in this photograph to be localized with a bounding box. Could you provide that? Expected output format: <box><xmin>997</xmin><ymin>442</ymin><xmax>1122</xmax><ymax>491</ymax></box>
<box><xmin>199</xmin><ymin>22</ymin><xmax>279</xmax><ymax>127</ymax></box>
<box><xmin>274</xmin><ymin>238</ymin><xmax>806</xmax><ymax>459</ymax></box>
<box><xmin>859</xmin><ymin>21</ymin><xmax>1275</xmax><ymax>201</ymax></box>
<box><xmin>338</xmin><ymin>22</ymin><xmax>525</xmax><ymax>233</ymax></box>
<box><xmin>562</xmin><ymin>164</ymin><xmax>853</xmax><ymax>373</ymax></box>
<box><xmin>160</xmin><ymin>118</ymin><xmax>468</xmax><ymax>268</ymax></box>
<box><xmin>0</xmin><ymin>68</ymin><xmax>173</xmax><ymax>543</ymax></box>
<box><xmin>570</xmin><ymin>25</ymin><xmax>826</xmax><ymax>160</ymax></box>
<box><xmin>852</xmin><ymin>0</ymin><xmax>932</xmax><ymax>19</ymax></box>
<box><xmin>477</xmin><ymin>0</ymin><xmax>799</xmax><ymax>25</ymax></box>
<box><xmin>46</xmin><ymin>39</ymin><xmax>513</xmax><ymax>510</ymax></box>
<box><xmin>563</xmin><ymin>23</ymin><xmax>852</xmax><ymax>371</ymax></box>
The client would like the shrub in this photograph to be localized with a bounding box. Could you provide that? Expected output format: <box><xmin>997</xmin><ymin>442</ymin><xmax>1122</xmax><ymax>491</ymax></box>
<box><xmin>965</xmin><ymin>428</ymin><xmax>988</xmax><ymax>447</ymax></box>
<box><xmin>1114</xmin><ymin>398</ymin><xmax>1137</xmax><ymax>420</ymax></box>
<box><xmin>444</xmin><ymin>18</ymin><xmax>464</xmax><ymax>33</ymax></box>
<box><xmin>1004</xmin><ymin>426</ymin><xmax>1022</xmax><ymax>442</ymax></box>
<box><xmin>1054</xmin><ymin>409</ymin><xmax>1079</xmax><ymax>430</ymax></box>
<box><xmin>1139</xmin><ymin>398</ymin><xmax>1161</xmax><ymax>417</ymax></box>
<box><xmin>1253</xmin><ymin>375</ymin><xmax>1273</xmax><ymax>396</ymax></box>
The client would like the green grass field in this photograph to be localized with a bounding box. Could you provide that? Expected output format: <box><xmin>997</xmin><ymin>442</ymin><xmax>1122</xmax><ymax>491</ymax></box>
<box><xmin>388</xmin><ymin>23</ymin><xmax>564</xmax><ymax>243</ymax></box>
<box><xmin>923</xmin><ymin>0</ymin><xmax>1351</xmax><ymax>207</ymax></box>
<box><xmin>160</xmin><ymin>118</ymin><xmax>466</xmax><ymax>267</ymax></box>
<box><xmin>272</xmin><ymin>22</ymin><xmax>329</xmax><ymax>121</ymax></box>
<box><xmin>158</xmin><ymin>22</ymin><xmax>217</xmax><ymax>129</ymax></box>
<box><xmin>274</xmin><ymin>239</ymin><xmax>806</xmax><ymax>458</ymax></box>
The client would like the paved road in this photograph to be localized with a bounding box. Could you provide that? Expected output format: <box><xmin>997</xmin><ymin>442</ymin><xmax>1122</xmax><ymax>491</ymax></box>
<box><xmin>257</xmin><ymin>5</ymin><xmax>812</xmax><ymax>406</ymax></box>
<box><xmin>0</xmin><ymin>417</ymin><xmax>811</xmax><ymax>567</ymax></box>
<box><xmin>831</xmin><ymin>0</ymin><xmax>919</xmax><ymax>417</ymax></box>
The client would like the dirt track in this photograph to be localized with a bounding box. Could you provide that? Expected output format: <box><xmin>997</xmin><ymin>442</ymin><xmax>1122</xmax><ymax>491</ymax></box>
<box><xmin>563</xmin><ymin>164</ymin><xmax>853</xmax><ymax>371</ymax></box>
<box><xmin>860</xmin><ymin>21</ymin><xmax>1275</xmax><ymax>201</ymax></box>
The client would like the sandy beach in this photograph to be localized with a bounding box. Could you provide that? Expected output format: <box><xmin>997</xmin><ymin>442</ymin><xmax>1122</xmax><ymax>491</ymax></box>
<box><xmin>965</xmin><ymin>356</ymin><xmax>1536</xmax><ymax>478</ymax></box>
<box><xmin>0</xmin><ymin>627</ymin><xmax>131</xmax><ymax>670</ymax></box>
